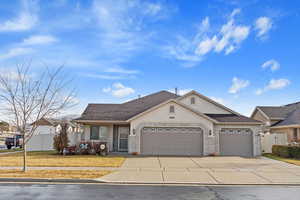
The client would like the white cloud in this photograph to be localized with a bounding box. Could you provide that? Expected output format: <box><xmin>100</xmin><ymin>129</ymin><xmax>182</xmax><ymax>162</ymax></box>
<box><xmin>166</xmin><ymin>9</ymin><xmax>250</xmax><ymax>67</ymax></box>
<box><xmin>22</xmin><ymin>35</ymin><xmax>58</xmax><ymax>45</ymax></box>
<box><xmin>103</xmin><ymin>82</ymin><xmax>135</xmax><ymax>98</ymax></box>
<box><xmin>0</xmin><ymin>12</ymin><xmax>38</xmax><ymax>32</ymax></box>
<box><xmin>255</xmin><ymin>78</ymin><xmax>290</xmax><ymax>95</ymax></box>
<box><xmin>229</xmin><ymin>77</ymin><xmax>250</xmax><ymax>94</ymax></box>
<box><xmin>0</xmin><ymin>47</ymin><xmax>33</xmax><ymax>60</ymax></box>
<box><xmin>103</xmin><ymin>67</ymin><xmax>139</xmax><ymax>74</ymax></box>
<box><xmin>210</xmin><ymin>96</ymin><xmax>225</xmax><ymax>105</ymax></box>
<box><xmin>255</xmin><ymin>17</ymin><xmax>272</xmax><ymax>39</ymax></box>
<box><xmin>0</xmin><ymin>0</ymin><xmax>38</xmax><ymax>32</ymax></box>
<box><xmin>262</xmin><ymin>59</ymin><xmax>280</xmax><ymax>71</ymax></box>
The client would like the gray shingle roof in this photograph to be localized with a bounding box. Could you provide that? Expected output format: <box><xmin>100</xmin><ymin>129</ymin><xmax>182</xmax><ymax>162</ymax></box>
<box><xmin>258</xmin><ymin>102</ymin><xmax>300</xmax><ymax>119</ymax></box>
<box><xmin>272</xmin><ymin>108</ymin><xmax>300</xmax><ymax>127</ymax></box>
<box><xmin>76</xmin><ymin>91</ymin><xmax>179</xmax><ymax>121</ymax></box>
<box><xmin>205</xmin><ymin>114</ymin><xmax>261</xmax><ymax>123</ymax></box>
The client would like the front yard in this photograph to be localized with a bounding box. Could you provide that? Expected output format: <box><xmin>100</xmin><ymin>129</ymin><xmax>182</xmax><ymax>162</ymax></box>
<box><xmin>0</xmin><ymin>151</ymin><xmax>125</xmax><ymax>167</ymax></box>
<box><xmin>0</xmin><ymin>169</ymin><xmax>110</xmax><ymax>179</ymax></box>
<box><xmin>264</xmin><ymin>153</ymin><xmax>300</xmax><ymax>166</ymax></box>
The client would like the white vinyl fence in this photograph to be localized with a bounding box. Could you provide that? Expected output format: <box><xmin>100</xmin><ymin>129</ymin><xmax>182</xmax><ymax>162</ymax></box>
<box><xmin>261</xmin><ymin>133</ymin><xmax>288</xmax><ymax>153</ymax></box>
<box><xmin>27</xmin><ymin>132</ymin><xmax>81</xmax><ymax>151</ymax></box>
<box><xmin>27</xmin><ymin>133</ymin><xmax>55</xmax><ymax>151</ymax></box>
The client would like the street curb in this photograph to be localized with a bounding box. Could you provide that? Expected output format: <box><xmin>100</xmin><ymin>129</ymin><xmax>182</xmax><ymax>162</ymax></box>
<box><xmin>1</xmin><ymin>178</ymin><xmax>300</xmax><ymax>186</ymax></box>
<box><xmin>0</xmin><ymin>178</ymin><xmax>105</xmax><ymax>184</ymax></box>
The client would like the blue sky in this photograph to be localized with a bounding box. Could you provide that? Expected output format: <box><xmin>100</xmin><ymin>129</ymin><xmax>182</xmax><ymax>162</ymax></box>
<box><xmin>0</xmin><ymin>0</ymin><xmax>299</xmax><ymax>116</ymax></box>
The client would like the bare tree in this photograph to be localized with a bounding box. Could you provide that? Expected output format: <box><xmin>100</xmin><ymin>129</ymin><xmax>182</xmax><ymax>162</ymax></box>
<box><xmin>0</xmin><ymin>62</ymin><xmax>76</xmax><ymax>171</ymax></box>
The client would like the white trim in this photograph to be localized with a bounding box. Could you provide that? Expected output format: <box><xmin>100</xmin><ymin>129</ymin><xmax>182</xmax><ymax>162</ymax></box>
<box><xmin>177</xmin><ymin>90</ymin><xmax>241</xmax><ymax>116</ymax></box>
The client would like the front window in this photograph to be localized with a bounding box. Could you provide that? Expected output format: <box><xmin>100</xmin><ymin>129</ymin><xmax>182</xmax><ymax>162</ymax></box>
<box><xmin>90</xmin><ymin>126</ymin><xmax>99</xmax><ymax>140</ymax></box>
<box><xmin>90</xmin><ymin>126</ymin><xmax>109</xmax><ymax>140</ymax></box>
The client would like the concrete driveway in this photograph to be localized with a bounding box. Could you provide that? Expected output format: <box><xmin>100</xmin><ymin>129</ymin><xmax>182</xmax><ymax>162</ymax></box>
<box><xmin>97</xmin><ymin>156</ymin><xmax>300</xmax><ymax>184</ymax></box>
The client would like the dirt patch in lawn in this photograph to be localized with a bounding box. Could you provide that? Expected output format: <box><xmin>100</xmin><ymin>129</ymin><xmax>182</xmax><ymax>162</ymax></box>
<box><xmin>0</xmin><ymin>151</ymin><xmax>125</xmax><ymax>167</ymax></box>
<box><xmin>0</xmin><ymin>169</ymin><xmax>110</xmax><ymax>179</ymax></box>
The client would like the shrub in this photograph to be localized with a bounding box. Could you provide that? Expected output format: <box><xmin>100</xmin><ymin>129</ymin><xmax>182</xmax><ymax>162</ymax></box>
<box><xmin>53</xmin><ymin>122</ymin><xmax>69</xmax><ymax>154</ymax></box>
<box><xmin>272</xmin><ymin>145</ymin><xmax>290</xmax><ymax>158</ymax></box>
<box><xmin>289</xmin><ymin>146</ymin><xmax>300</xmax><ymax>159</ymax></box>
<box><xmin>272</xmin><ymin>145</ymin><xmax>300</xmax><ymax>159</ymax></box>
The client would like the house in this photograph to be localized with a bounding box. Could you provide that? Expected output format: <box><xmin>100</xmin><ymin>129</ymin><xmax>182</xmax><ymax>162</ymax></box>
<box><xmin>75</xmin><ymin>90</ymin><xmax>262</xmax><ymax>157</ymax></box>
<box><xmin>27</xmin><ymin>118</ymin><xmax>83</xmax><ymax>151</ymax></box>
<box><xmin>251</xmin><ymin>102</ymin><xmax>300</xmax><ymax>143</ymax></box>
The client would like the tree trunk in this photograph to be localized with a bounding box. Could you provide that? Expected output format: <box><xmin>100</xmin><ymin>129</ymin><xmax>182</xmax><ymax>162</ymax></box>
<box><xmin>23</xmin><ymin>140</ymin><xmax>27</xmax><ymax>172</ymax></box>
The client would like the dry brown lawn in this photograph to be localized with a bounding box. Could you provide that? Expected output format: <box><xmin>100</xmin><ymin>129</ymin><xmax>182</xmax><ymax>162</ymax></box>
<box><xmin>0</xmin><ymin>169</ymin><xmax>110</xmax><ymax>179</ymax></box>
<box><xmin>0</xmin><ymin>151</ymin><xmax>125</xmax><ymax>167</ymax></box>
<box><xmin>264</xmin><ymin>154</ymin><xmax>300</xmax><ymax>166</ymax></box>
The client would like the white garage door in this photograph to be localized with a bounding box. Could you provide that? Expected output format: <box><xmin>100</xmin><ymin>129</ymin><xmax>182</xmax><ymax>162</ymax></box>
<box><xmin>141</xmin><ymin>127</ymin><xmax>203</xmax><ymax>156</ymax></box>
<box><xmin>219</xmin><ymin>128</ymin><xmax>253</xmax><ymax>157</ymax></box>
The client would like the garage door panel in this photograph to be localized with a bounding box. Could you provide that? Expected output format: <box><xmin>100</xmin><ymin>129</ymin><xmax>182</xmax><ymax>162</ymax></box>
<box><xmin>141</xmin><ymin>127</ymin><xmax>203</xmax><ymax>156</ymax></box>
<box><xmin>219</xmin><ymin>129</ymin><xmax>253</xmax><ymax>157</ymax></box>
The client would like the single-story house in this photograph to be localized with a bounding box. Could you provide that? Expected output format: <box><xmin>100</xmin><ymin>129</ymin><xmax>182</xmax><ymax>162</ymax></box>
<box><xmin>27</xmin><ymin>118</ymin><xmax>82</xmax><ymax>151</ymax></box>
<box><xmin>75</xmin><ymin>90</ymin><xmax>262</xmax><ymax>157</ymax></box>
<box><xmin>251</xmin><ymin>102</ymin><xmax>300</xmax><ymax>143</ymax></box>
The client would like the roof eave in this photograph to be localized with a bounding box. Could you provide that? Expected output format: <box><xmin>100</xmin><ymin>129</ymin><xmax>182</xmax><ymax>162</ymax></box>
<box><xmin>271</xmin><ymin>124</ymin><xmax>300</xmax><ymax>129</ymax></box>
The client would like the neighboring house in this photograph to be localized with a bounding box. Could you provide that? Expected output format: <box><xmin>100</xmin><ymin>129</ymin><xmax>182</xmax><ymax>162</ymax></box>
<box><xmin>75</xmin><ymin>90</ymin><xmax>262</xmax><ymax>157</ymax></box>
<box><xmin>27</xmin><ymin>118</ymin><xmax>82</xmax><ymax>151</ymax></box>
<box><xmin>251</xmin><ymin>102</ymin><xmax>300</xmax><ymax>143</ymax></box>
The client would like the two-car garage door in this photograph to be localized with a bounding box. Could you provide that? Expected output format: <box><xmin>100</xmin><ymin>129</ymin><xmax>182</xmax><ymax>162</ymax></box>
<box><xmin>141</xmin><ymin>127</ymin><xmax>203</xmax><ymax>156</ymax></box>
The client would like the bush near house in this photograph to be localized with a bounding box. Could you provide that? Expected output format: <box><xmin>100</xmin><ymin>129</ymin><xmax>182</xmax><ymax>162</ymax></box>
<box><xmin>272</xmin><ymin>145</ymin><xmax>300</xmax><ymax>159</ymax></box>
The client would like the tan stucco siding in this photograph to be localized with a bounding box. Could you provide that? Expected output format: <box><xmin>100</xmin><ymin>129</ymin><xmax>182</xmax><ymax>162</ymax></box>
<box><xmin>179</xmin><ymin>94</ymin><xmax>231</xmax><ymax>114</ymax></box>
<box><xmin>129</xmin><ymin>101</ymin><xmax>214</xmax><ymax>155</ymax></box>
<box><xmin>214</xmin><ymin>124</ymin><xmax>262</xmax><ymax>157</ymax></box>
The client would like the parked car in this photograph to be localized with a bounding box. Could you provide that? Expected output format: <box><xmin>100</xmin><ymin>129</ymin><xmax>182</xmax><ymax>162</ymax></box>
<box><xmin>5</xmin><ymin>135</ymin><xmax>23</xmax><ymax>149</ymax></box>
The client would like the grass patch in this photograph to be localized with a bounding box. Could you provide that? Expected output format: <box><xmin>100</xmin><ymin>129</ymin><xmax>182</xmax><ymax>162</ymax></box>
<box><xmin>264</xmin><ymin>153</ymin><xmax>300</xmax><ymax>166</ymax></box>
<box><xmin>0</xmin><ymin>151</ymin><xmax>125</xmax><ymax>167</ymax></box>
<box><xmin>0</xmin><ymin>169</ymin><xmax>110</xmax><ymax>179</ymax></box>
<box><xmin>0</xmin><ymin>148</ymin><xmax>22</xmax><ymax>153</ymax></box>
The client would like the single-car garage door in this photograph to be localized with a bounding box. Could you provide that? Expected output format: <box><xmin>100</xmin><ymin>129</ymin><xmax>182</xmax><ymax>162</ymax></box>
<box><xmin>141</xmin><ymin>127</ymin><xmax>203</xmax><ymax>156</ymax></box>
<box><xmin>219</xmin><ymin>128</ymin><xmax>253</xmax><ymax>157</ymax></box>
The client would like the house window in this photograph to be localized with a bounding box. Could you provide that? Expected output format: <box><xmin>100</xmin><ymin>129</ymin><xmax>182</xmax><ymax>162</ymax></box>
<box><xmin>169</xmin><ymin>105</ymin><xmax>175</xmax><ymax>113</ymax></box>
<box><xmin>90</xmin><ymin>126</ymin><xmax>109</xmax><ymax>140</ymax></box>
<box><xmin>99</xmin><ymin>126</ymin><xmax>109</xmax><ymax>139</ymax></box>
<box><xmin>90</xmin><ymin>126</ymin><xmax>99</xmax><ymax>140</ymax></box>
<box><xmin>293</xmin><ymin>128</ymin><xmax>298</xmax><ymax>141</ymax></box>
<box><xmin>191</xmin><ymin>97</ymin><xmax>195</xmax><ymax>104</ymax></box>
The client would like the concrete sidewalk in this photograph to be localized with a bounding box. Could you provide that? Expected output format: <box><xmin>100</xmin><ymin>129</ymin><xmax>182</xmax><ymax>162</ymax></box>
<box><xmin>97</xmin><ymin>156</ymin><xmax>300</xmax><ymax>184</ymax></box>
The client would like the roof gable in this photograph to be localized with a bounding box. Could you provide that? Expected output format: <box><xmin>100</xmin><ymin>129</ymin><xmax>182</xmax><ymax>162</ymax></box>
<box><xmin>272</xmin><ymin>108</ymin><xmax>300</xmax><ymax>127</ymax></box>
<box><xmin>127</xmin><ymin>99</ymin><xmax>218</xmax><ymax>123</ymax></box>
<box><xmin>177</xmin><ymin>90</ymin><xmax>240</xmax><ymax>115</ymax></box>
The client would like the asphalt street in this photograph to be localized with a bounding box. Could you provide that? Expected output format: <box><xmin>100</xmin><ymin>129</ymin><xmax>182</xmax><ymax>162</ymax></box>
<box><xmin>0</xmin><ymin>183</ymin><xmax>300</xmax><ymax>200</ymax></box>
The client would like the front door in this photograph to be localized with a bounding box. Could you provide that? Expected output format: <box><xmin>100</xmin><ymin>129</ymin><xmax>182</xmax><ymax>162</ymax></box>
<box><xmin>118</xmin><ymin>126</ymin><xmax>129</xmax><ymax>152</ymax></box>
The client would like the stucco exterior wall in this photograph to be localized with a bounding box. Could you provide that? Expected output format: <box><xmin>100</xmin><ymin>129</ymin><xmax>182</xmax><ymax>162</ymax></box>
<box><xmin>82</xmin><ymin>124</ymin><xmax>114</xmax><ymax>151</ymax></box>
<box><xmin>214</xmin><ymin>124</ymin><xmax>262</xmax><ymax>157</ymax></box>
<box><xmin>129</xmin><ymin>101</ymin><xmax>214</xmax><ymax>155</ymax></box>
<box><xmin>179</xmin><ymin>94</ymin><xmax>231</xmax><ymax>114</ymax></box>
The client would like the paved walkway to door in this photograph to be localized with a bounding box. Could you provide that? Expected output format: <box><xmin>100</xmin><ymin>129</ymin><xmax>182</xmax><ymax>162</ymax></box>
<box><xmin>97</xmin><ymin>156</ymin><xmax>300</xmax><ymax>184</ymax></box>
